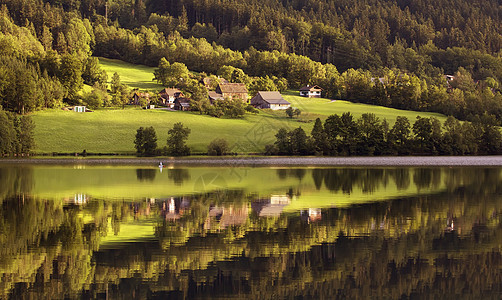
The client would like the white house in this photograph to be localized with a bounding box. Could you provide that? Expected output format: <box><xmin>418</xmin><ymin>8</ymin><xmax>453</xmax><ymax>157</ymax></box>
<box><xmin>299</xmin><ymin>85</ymin><xmax>323</xmax><ymax>98</ymax></box>
<box><xmin>74</xmin><ymin>106</ymin><xmax>86</xmax><ymax>112</ymax></box>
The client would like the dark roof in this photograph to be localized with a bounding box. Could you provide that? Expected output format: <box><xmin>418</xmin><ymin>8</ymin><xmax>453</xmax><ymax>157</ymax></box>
<box><xmin>299</xmin><ymin>85</ymin><xmax>323</xmax><ymax>91</ymax></box>
<box><xmin>218</xmin><ymin>83</ymin><xmax>248</xmax><ymax>94</ymax></box>
<box><xmin>175</xmin><ymin>97</ymin><xmax>190</xmax><ymax>106</ymax></box>
<box><xmin>208</xmin><ymin>91</ymin><xmax>224</xmax><ymax>100</ymax></box>
<box><xmin>159</xmin><ymin>88</ymin><xmax>183</xmax><ymax>97</ymax></box>
<box><xmin>253</xmin><ymin>91</ymin><xmax>290</xmax><ymax>105</ymax></box>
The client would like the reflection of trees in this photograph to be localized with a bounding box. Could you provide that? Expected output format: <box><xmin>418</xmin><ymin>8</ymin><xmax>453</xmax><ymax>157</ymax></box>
<box><xmin>135</xmin><ymin>168</ymin><xmax>156</xmax><ymax>181</ymax></box>
<box><xmin>2</xmin><ymin>168</ymin><xmax>502</xmax><ymax>298</ymax></box>
<box><xmin>168</xmin><ymin>168</ymin><xmax>190</xmax><ymax>186</ymax></box>
<box><xmin>313</xmin><ymin>168</ymin><xmax>445</xmax><ymax>194</ymax></box>
<box><xmin>276</xmin><ymin>169</ymin><xmax>307</xmax><ymax>181</ymax></box>
<box><xmin>0</xmin><ymin>167</ymin><xmax>33</xmax><ymax>202</ymax></box>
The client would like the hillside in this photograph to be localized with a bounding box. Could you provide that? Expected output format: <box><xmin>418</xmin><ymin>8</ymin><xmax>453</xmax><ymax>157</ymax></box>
<box><xmin>32</xmin><ymin>56</ymin><xmax>447</xmax><ymax>154</ymax></box>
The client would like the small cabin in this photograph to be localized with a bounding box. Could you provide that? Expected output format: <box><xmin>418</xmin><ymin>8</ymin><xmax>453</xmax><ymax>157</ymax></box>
<box><xmin>174</xmin><ymin>98</ymin><xmax>191</xmax><ymax>111</ymax></box>
<box><xmin>74</xmin><ymin>106</ymin><xmax>86</xmax><ymax>112</ymax></box>
<box><xmin>159</xmin><ymin>88</ymin><xmax>184</xmax><ymax>108</ymax></box>
<box><xmin>216</xmin><ymin>83</ymin><xmax>248</xmax><ymax>102</ymax></box>
<box><xmin>250</xmin><ymin>91</ymin><xmax>290</xmax><ymax>110</ymax></box>
<box><xmin>299</xmin><ymin>85</ymin><xmax>323</xmax><ymax>98</ymax></box>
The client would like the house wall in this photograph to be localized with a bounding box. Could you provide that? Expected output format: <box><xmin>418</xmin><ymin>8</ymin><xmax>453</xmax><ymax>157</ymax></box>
<box><xmin>270</xmin><ymin>104</ymin><xmax>290</xmax><ymax>110</ymax></box>
<box><xmin>222</xmin><ymin>92</ymin><xmax>248</xmax><ymax>102</ymax></box>
<box><xmin>299</xmin><ymin>91</ymin><xmax>321</xmax><ymax>98</ymax></box>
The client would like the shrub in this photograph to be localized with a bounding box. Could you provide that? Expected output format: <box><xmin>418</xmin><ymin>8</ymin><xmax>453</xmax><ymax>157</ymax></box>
<box><xmin>207</xmin><ymin>138</ymin><xmax>230</xmax><ymax>156</ymax></box>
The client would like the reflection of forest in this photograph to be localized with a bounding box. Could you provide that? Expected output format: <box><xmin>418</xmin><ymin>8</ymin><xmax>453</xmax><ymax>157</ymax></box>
<box><xmin>0</xmin><ymin>167</ymin><xmax>502</xmax><ymax>298</ymax></box>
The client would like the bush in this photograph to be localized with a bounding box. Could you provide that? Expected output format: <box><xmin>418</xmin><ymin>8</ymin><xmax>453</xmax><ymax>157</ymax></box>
<box><xmin>245</xmin><ymin>105</ymin><xmax>259</xmax><ymax>114</ymax></box>
<box><xmin>207</xmin><ymin>138</ymin><xmax>230</xmax><ymax>156</ymax></box>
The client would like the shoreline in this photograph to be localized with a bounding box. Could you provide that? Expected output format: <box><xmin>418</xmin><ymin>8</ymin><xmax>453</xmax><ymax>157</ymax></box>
<box><xmin>1</xmin><ymin>156</ymin><xmax>502</xmax><ymax>166</ymax></box>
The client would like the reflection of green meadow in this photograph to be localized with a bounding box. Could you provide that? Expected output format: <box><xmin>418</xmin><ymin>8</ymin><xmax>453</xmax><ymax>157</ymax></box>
<box><xmin>31</xmin><ymin>166</ymin><xmax>451</xmax><ymax>209</ymax></box>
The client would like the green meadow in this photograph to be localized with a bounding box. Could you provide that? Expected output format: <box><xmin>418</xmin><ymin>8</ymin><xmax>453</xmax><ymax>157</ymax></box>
<box><xmin>31</xmin><ymin>58</ymin><xmax>448</xmax><ymax>154</ymax></box>
<box><xmin>99</xmin><ymin>57</ymin><xmax>164</xmax><ymax>91</ymax></box>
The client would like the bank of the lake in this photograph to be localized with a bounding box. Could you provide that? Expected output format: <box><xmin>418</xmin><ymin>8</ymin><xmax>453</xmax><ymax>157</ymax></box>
<box><xmin>2</xmin><ymin>156</ymin><xmax>502</xmax><ymax>166</ymax></box>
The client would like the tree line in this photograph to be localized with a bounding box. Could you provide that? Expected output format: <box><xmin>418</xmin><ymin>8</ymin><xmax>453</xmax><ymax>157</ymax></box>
<box><xmin>266</xmin><ymin>113</ymin><xmax>502</xmax><ymax>156</ymax></box>
<box><xmin>0</xmin><ymin>108</ymin><xmax>35</xmax><ymax>156</ymax></box>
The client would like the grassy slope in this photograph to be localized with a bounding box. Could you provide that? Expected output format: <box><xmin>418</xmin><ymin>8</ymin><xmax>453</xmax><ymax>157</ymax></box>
<box><xmin>98</xmin><ymin>57</ymin><xmax>165</xmax><ymax>91</ymax></box>
<box><xmin>31</xmin><ymin>58</ymin><xmax>448</xmax><ymax>154</ymax></box>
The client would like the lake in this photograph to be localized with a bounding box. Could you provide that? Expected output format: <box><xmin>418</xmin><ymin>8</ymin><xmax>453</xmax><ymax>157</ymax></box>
<box><xmin>0</xmin><ymin>163</ymin><xmax>501</xmax><ymax>299</ymax></box>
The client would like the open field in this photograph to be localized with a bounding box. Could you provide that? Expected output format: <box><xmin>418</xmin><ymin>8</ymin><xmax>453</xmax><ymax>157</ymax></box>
<box><xmin>98</xmin><ymin>57</ymin><xmax>164</xmax><ymax>91</ymax></box>
<box><xmin>31</xmin><ymin>58</ymin><xmax>449</xmax><ymax>154</ymax></box>
<box><xmin>282</xmin><ymin>91</ymin><xmax>447</xmax><ymax>124</ymax></box>
<box><xmin>32</xmin><ymin>104</ymin><xmax>448</xmax><ymax>154</ymax></box>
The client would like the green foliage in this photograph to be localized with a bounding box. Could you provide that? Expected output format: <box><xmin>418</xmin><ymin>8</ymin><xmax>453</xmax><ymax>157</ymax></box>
<box><xmin>268</xmin><ymin>112</ymin><xmax>502</xmax><ymax>156</ymax></box>
<box><xmin>134</xmin><ymin>126</ymin><xmax>158</xmax><ymax>156</ymax></box>
<box><xmin>110</xmin><ymin>72</ymin><xmax>130</xmax><ymax>108</ymax></box>
<box><xmin>153</xmin><ymin>58</ymin><xmax>190</xmax><ymax>87</ymax></box>
<box><xmin>59</xmin><ymin>53</ymin><xmax>84</xmax><ymax>102</ymax></box>
<box><xmin>0</xmin><ymin>108</ymin><xmax>35</xmax><ymax>156</ymax></box>
<box><xmin>207</xmin><ymin>138</ymin><xmax>230</xmax><ymax>156</ymax></box>
<box><xmin>82</xmin><ymin>57</ymin><xmax>107</xmax><ymax>86</ymax></box>
<box><xmin>167</xmin><ymin>122</ymin><xmax>191</xmax><ymax>156</ymax></box>
<box><xmin>82</xmin><ymin>85</ymin><xmax>107</xmax><ymax>109</ymax></box>
<box><xmin>210</xmin><ymin>98</ymin><xmax>246</xmax><ymax>118</ymax></box>
<box><xmin>285</xmin><ymin>107</ymin><xmax>294</xmax><ymax>118</ymax></box>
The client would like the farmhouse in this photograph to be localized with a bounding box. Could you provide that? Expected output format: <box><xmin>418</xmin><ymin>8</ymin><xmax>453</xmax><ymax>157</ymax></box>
<box><xmin>215</xmin><ymin>83</ymin><xmax>248</xmax><ymax>102</ymax></box>
<box><xmin>131</xmin><ymin>91</ymin><xmax>150</xmax><ymax>105</ymax></box>
<box><xmin>299</xmin><ymin>85</ymin><xmax>323</xmax><ymax>98</ymax></box>
<box><xmin>174</xmin><ymin>97</ymin><xmax>190</xmax><ymax>111</ymax></box>
<box><xmin>250</xmin><ymin>91</ymin><xmax>291</xmax><ymax>110</ymax></box>
<box><xmin>159</xmin><ymin>88</ymin><xmax>184</xmax><ymax>108</ymax></box>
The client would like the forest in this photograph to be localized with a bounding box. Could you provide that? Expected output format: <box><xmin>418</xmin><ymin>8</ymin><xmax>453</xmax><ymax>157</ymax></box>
<box><xmin>1</xmin><ymin>0</ymin><xmax>502</xmax><ymax>151</ymax></box>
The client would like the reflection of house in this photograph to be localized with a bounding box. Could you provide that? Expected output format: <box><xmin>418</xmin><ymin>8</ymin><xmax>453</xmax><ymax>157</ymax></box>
<box><xmin>250</xmin><ymin>91</ymin><xmax>290</xmax><ymax>110</ymax></box>
<box><xmin>299</xmin><ymin>85</ymin><xmax>322</xmax><ymax>98</ymax></box>
<box><xmin>64</xmin><ymin>194</ymin><xmax>88</xmax><ymax>205</ymax></box>
<box><xmin>219</xmin><ymin>206</ymin><xmax>249</xmax><ymax>228</ymax></box>
<box><xmin>174</xmin><ymin>98</ymin><xmax>191</xmax><ymax>111</ymax></box>
<box><xmin>370</xmin><ymin>78</ymin><xmax>386</xmax><ymax>85</ymax></box>
<box><xmin>301</xmin><ymin>208</ymin><xmax>322</xmax><ymax>223</ymax></box>
<box><xmin>161</xmin><ymin>197</ymin><xmax>190</xmax><ymax>221</ymax></box>
<box><xmin>252</xmin><ymin>195</ymin><xmax>291</xmax><ymax>217</ymax></box>
<box><xmin>216</xmin><ymin>83</ymin><xmax>248</xmax><ymax>102</ymax></box>
<box><xmin>204</xmin><ymin>205</ymin><xmax>249</xmax><ymax>229</ymax></box>
<box><xmin>159</xmin><ymin>88</ymin><xmax>184</xmax><ymax>108</ymax></box>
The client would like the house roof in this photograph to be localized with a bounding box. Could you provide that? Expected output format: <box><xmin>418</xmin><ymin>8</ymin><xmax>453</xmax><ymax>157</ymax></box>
<box><xmin>299</xmin><ymin>85</ymin><xmax>323</xmax><ymax>91</ymax></box>
<box><xmin>159</xmin><ymin>88</ymin><xmax>183</xmax><ymax>97</ymax></box>
<box><xmin>253</xmin><ymin>91</ymin><xmax>290</xmax><ymax>105</ymax></box>
<box><xmin>208</xmin><ymin>91</ymin><xmax>224</xmax><ymax>100</ymax></box>
<box><xmin>175</xmin><ymin>97</ymin><xmax>190</xmax><ymax>106</ymax></box>
<box><xmin>218</xmin><ymin>83</ymin><xmax>248</xmax><ymax>94</ymax></box>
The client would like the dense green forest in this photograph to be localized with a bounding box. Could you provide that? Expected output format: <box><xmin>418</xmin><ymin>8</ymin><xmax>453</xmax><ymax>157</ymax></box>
<box><xmin>2</xmin><ymin>0</ymin><xmax>502</xmax><ymax>124</ymax></box>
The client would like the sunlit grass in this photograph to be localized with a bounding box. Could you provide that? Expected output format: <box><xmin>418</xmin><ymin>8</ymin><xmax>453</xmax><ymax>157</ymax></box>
<box><xmin>32</xmin><ymin>58</ymin><xmax>449</xmax><ymax>154</ymax></box>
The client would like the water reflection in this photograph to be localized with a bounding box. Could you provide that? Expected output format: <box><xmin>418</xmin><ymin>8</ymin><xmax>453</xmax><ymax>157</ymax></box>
<box><xmin>0</xmin><ymin>166</ymin><xmax>501</xmax><ymax>298</ymax></box>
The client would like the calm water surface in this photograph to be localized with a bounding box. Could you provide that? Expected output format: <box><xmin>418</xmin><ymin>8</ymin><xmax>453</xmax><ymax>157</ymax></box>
<box><xmin>0</xmin><ymin>164</ymin><xmax>501</xmax><ymax>299</ymax></box>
